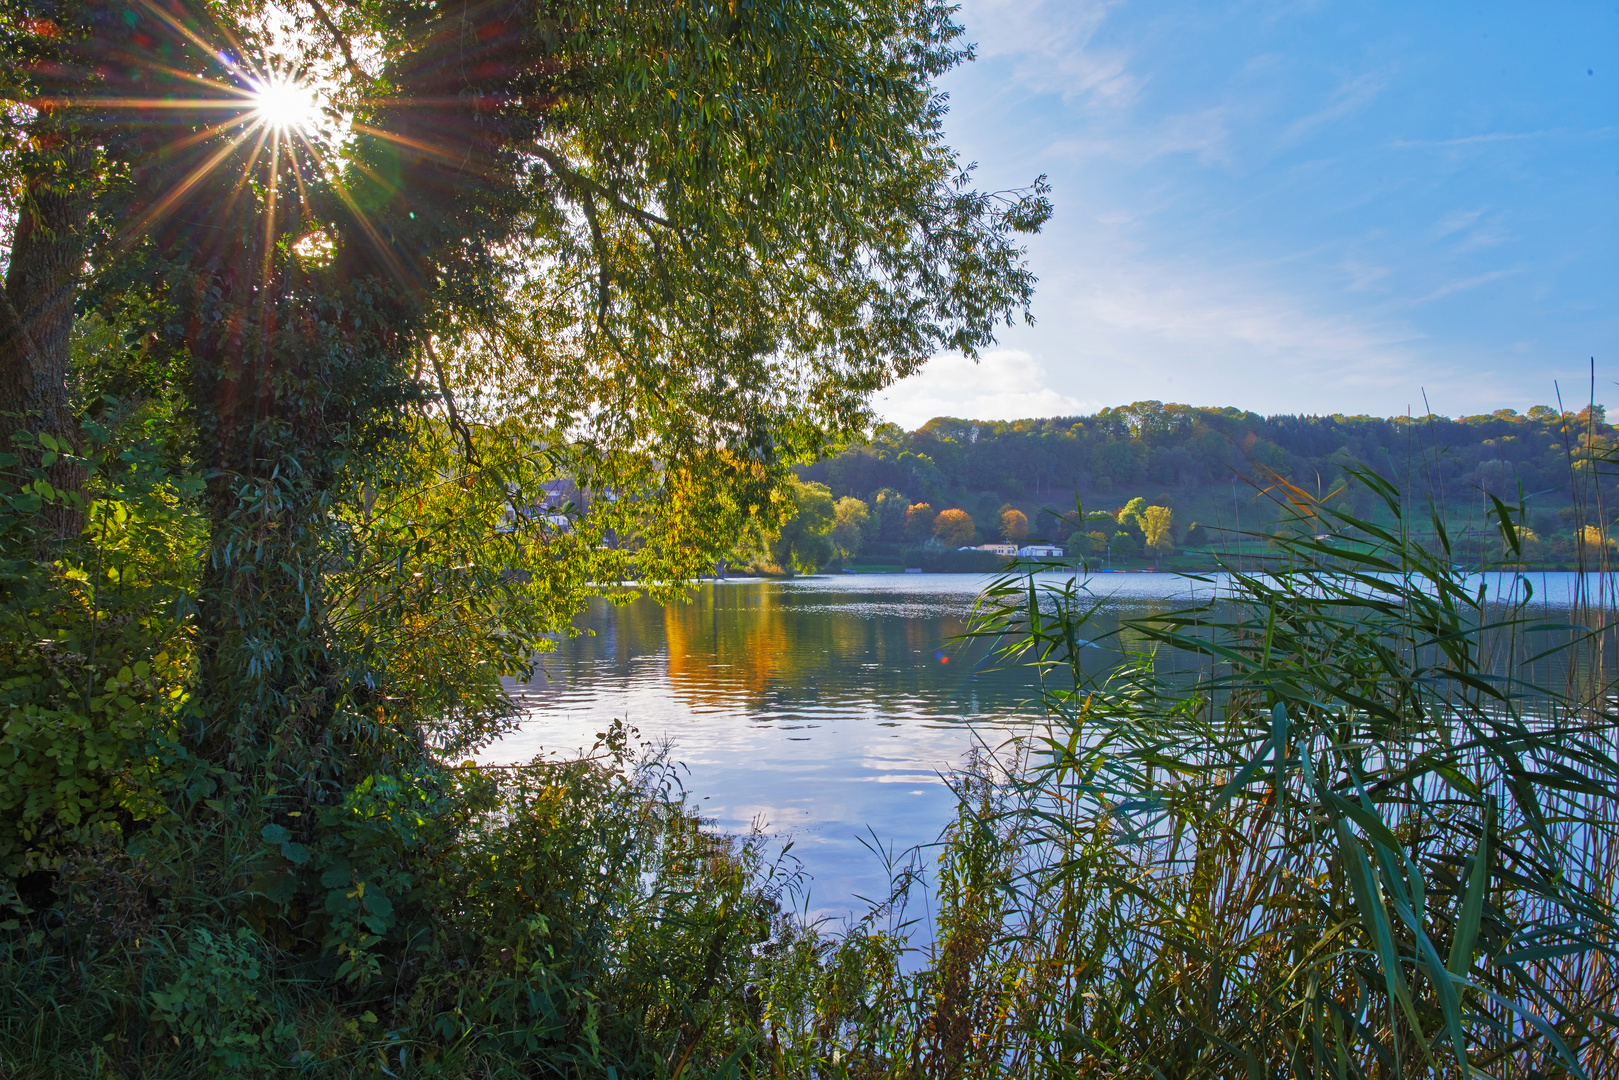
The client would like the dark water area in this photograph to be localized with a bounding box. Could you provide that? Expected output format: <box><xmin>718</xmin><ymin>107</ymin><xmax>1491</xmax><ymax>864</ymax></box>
<box><xmin>486</xmin><ymin>570</ymin><xmax>1612</xmax><ymax>919</ymax></box>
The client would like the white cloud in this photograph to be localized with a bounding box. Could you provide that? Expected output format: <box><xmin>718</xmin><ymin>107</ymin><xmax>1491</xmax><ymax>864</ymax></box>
<box><xmin>1341</xmin><ymin>258</ymin><xmax>1392</xmax><ymax>291</ymax></box>
<box><xmin>1435</xmin><ymin>208</ymin><xmax>1485</xmax><ymax>238</ymax></box>
<box><xmin>1400</xmin><ymin>267</ymin><xmax>1520</xmax><ymax>307</ymax></box>
<box><xmin>956</xmin><ymin>0</ymin><xmax>1137</xmax><ymax>106</ymax></box>
<box><xmin>1058</xmin><ymin>263</ymin><xmax>1432</xmax><ymax>396</ymax></box>
<box><xmin>1046</xmin><ymin>106</ymin><xmax>1232</xmax><ymax>166</ymax></box>
<box><xmin>968</xmin><ymin>247</ymin><xmax>1533</xmax><ymax>417</ymax></box>
<box><xmin>1391</xmin><ymin>130</ymin><xmax>1562</xmax><ymax>149</ymax></box>
<box><xmin>1278</xmin><ymin>71</ymin><xmax>1386</xmax><ymax>145</ymax></box>
<box><xmin>876</xmin><ymin>350</ymin><xmax>1090</xmax><ymax>429</ymax></box>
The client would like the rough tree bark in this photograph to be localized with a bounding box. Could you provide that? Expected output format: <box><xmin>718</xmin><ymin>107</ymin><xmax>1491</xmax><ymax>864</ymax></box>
<box><xmin>0</xmin><ymin>107</ymin><xmax>93</xmax><ymax>541</ymax></box>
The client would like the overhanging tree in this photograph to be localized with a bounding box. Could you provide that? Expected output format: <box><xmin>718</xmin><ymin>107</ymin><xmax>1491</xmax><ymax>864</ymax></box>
<box><xmin>3</xmin><ymin>0</ymin><xmax>1048</xmax><ymax>756</ymax></box>
<box><xmin>0</xmin><ymin>0</ymin><xmax>1051</xmax><ymax>1025</ymax></box>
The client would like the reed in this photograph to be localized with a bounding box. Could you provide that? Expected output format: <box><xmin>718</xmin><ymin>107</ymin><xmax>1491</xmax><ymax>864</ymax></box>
<box><xmin>915</xmin><ymin>466</ymin><xmax>1616</xmax><ymax>1076</ymax></box>
<box><xmin>754</xmin><ymin>464</ymin><xmax>1618</xmax><ymax>1079</ymax></box>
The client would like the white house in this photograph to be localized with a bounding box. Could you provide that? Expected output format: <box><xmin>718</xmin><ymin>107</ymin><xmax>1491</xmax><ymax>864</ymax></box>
<box><xmin>1017</xmin><ymin>543</ymin><xmax>1065</xmax><ymax>558</ymax></box>
<box><xmin>976</xmin><ymin>542</ymin><xmax>1019</xmax><ymax>556</ymax></box>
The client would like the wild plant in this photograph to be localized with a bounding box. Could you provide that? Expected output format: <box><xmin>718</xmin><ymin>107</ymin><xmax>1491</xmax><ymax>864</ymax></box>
<box><xmin>948</xmin><ymin>464</ymin><xmax>1619</xmax><ymax>1076</ymax></box>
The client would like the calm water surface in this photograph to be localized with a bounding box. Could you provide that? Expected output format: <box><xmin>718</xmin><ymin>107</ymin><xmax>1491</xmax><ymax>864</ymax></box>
<box><xmin>486</xmin><ymin>570</ymin><xmax>1607</xmax><ymax>918</ymax></box>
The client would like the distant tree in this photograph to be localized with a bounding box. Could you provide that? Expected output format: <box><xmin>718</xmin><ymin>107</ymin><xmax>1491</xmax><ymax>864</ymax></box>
<box><xmin>1109</xmin><ymin>530</ymin><xmax>1138</xmax><ymax>562</ymax></box>
<box><xmin>769</xmin><ymin>479</ymin><xmax>836</xmax><ymax>574</ymax></box>
<box><xmin>1506</xmin><ymin>527</ymin><xmax>1546</xmax><ymax>565</ymax></box>
<box><xmin>871</xmin><ymin>488</ymin><xmax>910</xmax><ymax>542</ymax></box>
<box><xmin>1117</xmin><ymin>497</ymin><xmax>1147</xmax><ymax>530</ymax></box>
<box><xmin>1087</xmin><ymin>530</ymin><xmax>1110</xmax><ymax>554</ymax></box>
<box><xmin>830</xmin><ymin>497</ymin><xmax>870</xmax><ymax>563</ymax></box>
<box><xmin>934</xmin><ymin>508</ymin><xmax>975</xmax><ymax>547</ymax></box>
<box><xmin>1184</xmin><ymin>521</ymin><xmax>1208</xmax><ymax>547</ymax></box>
<box><xmin>1577</xmin><ymin>525</ymin><xmax>1616</xmax><ymax>561</ymax></box>
<box><xmin>1142</xmin><ymin>505</ymin><xmax>1174</xmax><ymax>564</ymax></box>
<box><xmin>905</xmin><ymin>502</ymin><xmax>938</xmax><ymax>540</ymax></box>
<box><xmin>999</xmin><ymin>505</ymin><xmax>1029</xmax><ymax>541</ymax></box>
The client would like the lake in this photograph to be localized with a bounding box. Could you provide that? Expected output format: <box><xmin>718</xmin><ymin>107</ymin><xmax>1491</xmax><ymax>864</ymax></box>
<box><xmin>486</xmin><ymin>569</ymin><xmax>1609</xmax><ymax>920</ymax></box>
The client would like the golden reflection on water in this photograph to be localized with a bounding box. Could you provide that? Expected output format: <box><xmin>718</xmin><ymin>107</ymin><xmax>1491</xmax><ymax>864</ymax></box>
<box><xmin>659</xmin><ymin>585</ymin><xmax>974</xmax><ymax>710</ymax></box>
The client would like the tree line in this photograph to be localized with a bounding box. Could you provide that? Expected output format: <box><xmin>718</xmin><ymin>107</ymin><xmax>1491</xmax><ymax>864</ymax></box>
<box><xmin>794</xmin><ymin>399</ymin><xmax>1619</xmax><ymax>567</ymax></box>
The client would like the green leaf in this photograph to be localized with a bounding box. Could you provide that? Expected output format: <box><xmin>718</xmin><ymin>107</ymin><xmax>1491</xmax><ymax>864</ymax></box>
<box><xmin>1335</xmin><ymin>821</ymin><xmax>1432</xmax><ymax>1065</ymax></box>
<box><xmin>1447</xmin><ymin>804</ymin><xmax>1492</xmax><ymax>978</ymax></box>
<box><xmin>1206</xmin><ymin>702</ymin><xmax>1288</xmax><ymax>820</ymax></box>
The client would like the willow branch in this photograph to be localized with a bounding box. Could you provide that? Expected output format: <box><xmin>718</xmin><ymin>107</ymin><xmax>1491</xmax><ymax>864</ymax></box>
<box><xmin>423</xmin><ymin>337</ymin><xmax>477</xmax><ymax>465</ymax></box>
<box><xmin>579</xmin><ymin>189</ymin><xmax>610</xmax><ymax>332</ymax></box>
<box><xmin>531</xmin><ymin>145</ymin><xmax>676</xmax><ymax>231</ymax></box>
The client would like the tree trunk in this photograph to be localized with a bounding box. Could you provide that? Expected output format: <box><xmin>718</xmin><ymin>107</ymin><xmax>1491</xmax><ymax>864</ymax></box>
<box><xmin>0</xmin><ymin>110</ymin><xmax>93</xmax><ymax>541</ymax></box>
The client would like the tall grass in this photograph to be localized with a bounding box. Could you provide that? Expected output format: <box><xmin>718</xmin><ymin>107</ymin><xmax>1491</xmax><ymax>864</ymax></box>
<box><xmin>754</xmin><ymin>465</ymin><xmax>1618</xmax><ymax>1079</ymax></box>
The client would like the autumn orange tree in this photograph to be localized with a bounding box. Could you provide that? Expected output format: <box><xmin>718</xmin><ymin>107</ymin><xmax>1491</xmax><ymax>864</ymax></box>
<box><xmin>934</xmin><ymin>506</ymin><xmax>975</xmax><ymax>546</ymax></box>
<box><xmin>999</xmin><ymin>503</ymin><xmax>1028</xmax><ymax>541</ymax></box>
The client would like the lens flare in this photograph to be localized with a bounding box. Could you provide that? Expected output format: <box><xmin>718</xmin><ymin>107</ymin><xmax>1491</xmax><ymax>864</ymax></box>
<box><xmin>251</xmin><ymin>75</ymin><xmax>318</xmax><ymax>133</ymax></box>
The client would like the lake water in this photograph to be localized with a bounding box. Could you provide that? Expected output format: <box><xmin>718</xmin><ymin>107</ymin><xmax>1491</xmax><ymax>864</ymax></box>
<box><xmin>486</xmin><ymin>569</ymin><xmax>1610</xmax><ymax>919</ymax></box>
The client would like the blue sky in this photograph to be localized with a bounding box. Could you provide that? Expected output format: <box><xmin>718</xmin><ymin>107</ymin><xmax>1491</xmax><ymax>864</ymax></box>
<box><xmin>876</xmin><ymin>0</ymin><xmax>1617</xmax><ymax>428</ymax></box>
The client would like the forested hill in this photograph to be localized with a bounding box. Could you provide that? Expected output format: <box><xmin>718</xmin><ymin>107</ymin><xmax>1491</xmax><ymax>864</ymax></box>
<box><xmin>798</xmin><ymin>400</ymin><xmax>1614</xmax><ymax>547</ymax></box>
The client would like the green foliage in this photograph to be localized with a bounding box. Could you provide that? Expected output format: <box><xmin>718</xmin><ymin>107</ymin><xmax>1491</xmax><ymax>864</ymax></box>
<box><xmin>750</xmin><ymin>477</ymin><xmax>835</xmax><ymax>575</ymax></box>
<box><xmin>829</xmin><ymin>496</ymin><xmax>869</xmax><ymax>563</ymax></box>
<box><xmin>4</xmin><ymin>0</ymin><xmax>1051</xmax><ymax>1075</ymax></box>
<box><xmin>148</xmin><ymin>928</ymin><xmax>279</xmax><ymax>1075</ymax></box>
<box><xmin>1115</xmin><ymin>496</ymin><xmax>1146</xmax><ymax>530</ymax></box>
<box><xmin>0</xmin><ymin>422</ymin><xmax>203</xmax><ymax>896</ymax></box>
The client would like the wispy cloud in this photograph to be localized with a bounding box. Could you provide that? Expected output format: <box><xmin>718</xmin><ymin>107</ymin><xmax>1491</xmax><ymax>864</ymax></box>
<box><xmin>928</xmin><ymin>3</ymin><xmax>1618</xmax><ymax>421</ymax></box>
<box><xmin>1390</xmin><ymin>128</ymin><xmax>1616</xmax><ymax>149</ymax></box>
<box><xmin>956</xmin><ymin>0</ymin><xmax>1137</xmax><ymax>106</ymax></box>
<box><xmin>877</xmin><ymin>350</ymin><xmax>1090</xmax><ymax>428</ymax></box>
<box><xmin>1063</xmin><ymin>267</ymin><xmax>1425</xmax><ymax>382</ymax></box>
<box><xmin>1435</xmin><ymin>209</ymin><xmax>1485</xmax><ymax>238</ymax></box>
<box><xmin>1341</xmin><ymin>258</ymin><xmax>1392</xmax><ymax>292</ymax></box>
<box><xmin>1402</xmin><ymin>268</ymin><xmax>1520</xmax><ymax>307</ymax></box>
<box><xmin>1046</xmin><ymin>106</ymin><xmax>1232</xmax><ymax>165</ymax></box>
<box><xmin>1279</xmin><ymin>71</ymin><xmax>1386</xmax><ymax>144</ymax></box>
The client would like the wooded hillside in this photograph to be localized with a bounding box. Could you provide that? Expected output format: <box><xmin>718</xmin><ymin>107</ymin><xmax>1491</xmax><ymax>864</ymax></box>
<box><xmin>798</xmin><ymin>400</ymin><xmax>1615</xmax><ymax>563</ymax></box>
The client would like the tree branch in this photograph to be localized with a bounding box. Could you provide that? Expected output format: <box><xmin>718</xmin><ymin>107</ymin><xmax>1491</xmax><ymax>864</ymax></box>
<box><xmin>579</xmin><ymin>189</ymin><xmax>611</xmax><ymax>332</ymax></box>
<box><xmin>423</xmin><ymin>337</ymin><xmax>477</xmax><ymax>464</ymax></box>
<box><xmin>530</xmin><ymin>145</ymin><xmax>676</xmax><ymax>231</ymax></box>
<box><xmin>305</xmin><ymin>0</ymin><xmax>369</xmax><ymax>88</ymax></box>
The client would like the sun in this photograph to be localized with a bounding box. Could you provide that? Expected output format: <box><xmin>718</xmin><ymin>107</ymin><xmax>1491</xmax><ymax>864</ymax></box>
<box><xmin>250</xmin><ymin>74</ymin><xmax>319</xmax><ymax>133</ymax></box>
